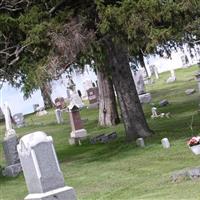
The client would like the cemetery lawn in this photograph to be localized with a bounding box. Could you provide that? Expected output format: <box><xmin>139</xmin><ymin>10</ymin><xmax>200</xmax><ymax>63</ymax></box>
<box><xmin>1</xmin><ymin>65</ymin><xmax>200</xmax><ymax>200</ymax></box>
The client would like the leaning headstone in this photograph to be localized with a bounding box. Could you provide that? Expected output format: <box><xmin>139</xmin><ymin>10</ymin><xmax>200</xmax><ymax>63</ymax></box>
<box><xmin>68</xmin><ymin>103</ymin><xmax>87</xmax><ymax>145</ymax></box>
<box><xmin>2</xmin><ymin>102</ymin><xmax>22</xmax><ymax>177</ymax></box>
<box><xmin>161</xmin><ymin>138</ymin><xmax>170</xmax><ymax>148</ymax></box>
<box><xmin>13</xmin><ymin>113</ymin><xmax>25</xmax><ymax>128</ymax></box>
<box><xmin>17</xmin><ymin>131</ymin><xmax>76</xmax><ymax>200</ymax></box>
<box><xmin>55</xmin><ymin>109</ymin><xmax>64</xmax><ymax>124</ymax></box>
<box><xmin>185</xmin><ymin>88</ymin><xmax>196</xmax><ymax>95</ymax></box>
<box><xmin>139</xmin><ymin>93</ymin><xmax>152</xmax><ymax>104</ymax></box>
<box><xmin>136</xmin><ymin>138</ymin><xmax>145</xmax><ymax>147</ymax></box>
<box><xmin>159</xmin><ymin>99</ymin><xmax>169</xmax><ymax>107</ymax></box>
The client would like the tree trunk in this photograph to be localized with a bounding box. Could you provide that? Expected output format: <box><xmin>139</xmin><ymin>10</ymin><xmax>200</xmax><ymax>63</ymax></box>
<box><xmin>139</xmin><ymin>50</ymin><xmax>149</xmax><ymax>77</ymax></box>
<box><xmin>40</xmin><ymin>82</ymin><xmax>54</xmax><ymax>109</ymax></box>
<box><xmin>103</xmin><ymin>38</ymin><xmax>152</xmax><ymax>141</ymax></box>
<box><xmin>97</xmin><ymin>68</ymin><xmax>120</xmax><ymax>126</ymax></box>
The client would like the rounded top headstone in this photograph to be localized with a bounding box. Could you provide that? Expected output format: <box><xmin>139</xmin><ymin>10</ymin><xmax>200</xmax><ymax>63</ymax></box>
<box><xmin>17</xmin><ymin>131</ymin><xmax>52</xmax><ymax>155</ymax></box>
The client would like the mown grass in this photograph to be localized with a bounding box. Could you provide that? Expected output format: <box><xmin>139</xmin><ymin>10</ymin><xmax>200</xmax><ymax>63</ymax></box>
<box><xmin>0</xmin><ymin>65</ymin><xmax>200</xmax><ymax>200</ymax></box>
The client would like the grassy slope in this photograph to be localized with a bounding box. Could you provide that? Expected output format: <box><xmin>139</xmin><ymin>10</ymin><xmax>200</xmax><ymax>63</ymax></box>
<box><xmin>0</xmin><ymin>66</ymin><xmax>200</xmax><ymax>200</ymax></box>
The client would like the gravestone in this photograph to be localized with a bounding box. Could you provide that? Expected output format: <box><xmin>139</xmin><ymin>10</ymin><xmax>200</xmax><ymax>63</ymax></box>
<box><xmin>68</xmin><ymin>103</ymin><xmax>87</xmax><ymax>145</ymax></box>
<box><xmin>161</xmin><ymin>138</ymin><xmax>170</xmax><ymax>148</ymax></box>
<box><xmin>136</xmin><ymin>138</ymin><xmax>145</xmax><ymax>147</ymax></box>
<box><xmin>159</xmin><ymin>99</ymin><xmax>169</xmax><ymax>107</ymax></box>
<box><xmin>13</xmin><ymin>113</ymin><xmax>25</xmax><ymax>128</ymax></box>
<box><xmin>70</xmin><ymin>93</ymin><xmax>84</xmax><ymax>108</ymax></box>
<box><xmin>2</xmin><ymin>102</ymin><xmax>22</xmax><ymax>177</ymax></box>
<box><xmin>17</xmin><ymin>131</ymin><xmax>76</xmax><ymax>200</ymax></box>
<box><xmin>55</xmin><ymin>109</ymin><xmax>63</xmax><ymax>124</ymax></box>
<box><xmin>0</xmin><ymin>107</ymin><xmax>4</xmax><ymax>120</ymax></box>
<box><xmin>55</xmin><ymin>97</ymin><xmax>66</xmax><ymax>109</ymax></box>
<box><xmin>139</xmin><ymin>93</ymin><xmax>152</xmax><ymax>104</ymax></box>
<box><xmin>87</xmin><ymin>87</ymin><xmax>99</xmax><ymax>104</ymax></box>
<box><xmin>166</xmin><ymin>69</ymin><xmax>176</xmax><ymax>83</ymax></box>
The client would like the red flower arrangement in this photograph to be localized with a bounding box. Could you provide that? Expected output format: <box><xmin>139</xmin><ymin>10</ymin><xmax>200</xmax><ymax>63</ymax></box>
<box><xmin>187</xmin><ymin>136</ymin><xmax>200</xmax><ymax>147</ymax></box>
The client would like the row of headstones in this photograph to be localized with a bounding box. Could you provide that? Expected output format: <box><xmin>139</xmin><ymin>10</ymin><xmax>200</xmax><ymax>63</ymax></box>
<box><xmin>136</xmin><ymin>137</ymin><xmax>170</xmax><ymax>149</ymax></box>
<box><xmin>2</xmin><ymin>103</ymin><xmax>77</xmax><ymax>199</ymax></box>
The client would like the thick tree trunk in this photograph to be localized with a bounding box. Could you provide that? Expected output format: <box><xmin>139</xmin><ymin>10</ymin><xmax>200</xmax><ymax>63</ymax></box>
<box><xmin>40</xmin><ymin>82</ymin><xmax>54</xmax><ymax>109</ymax></box>
<box><xmin>139</xmin><ymin>50</ymin><xmax>149</xmax><ymax>77</ymax></box>
<box><xmin>103</xmin><ymin>38</ymin><xmax>152</xmax><ymax>141</ymax></box>
<box><xmin>97</xmin><ymin>68</ymin><xmax>120</xmax><ymax>126</ymax></box>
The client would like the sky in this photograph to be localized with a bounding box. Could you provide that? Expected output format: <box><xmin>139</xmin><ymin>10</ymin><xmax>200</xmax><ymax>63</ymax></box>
<box><xmin>0</xmin><ymin>45</ymin><xmax>199</xmax><ymax>116</ymax></box>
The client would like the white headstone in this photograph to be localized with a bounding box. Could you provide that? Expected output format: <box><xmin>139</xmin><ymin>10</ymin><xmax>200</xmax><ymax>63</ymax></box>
<box><xmin>55</xmin><ymin>109</ymin><xmax>63</xmax><ymax>124</ymax></box>
<box><xmin>170</xmin><ymin>69</ymin><xmax>176</xmax><ymax>78</ymax></box>
<box><xmin>3</xmin><ymin>102</ymin><xmax>16</xmax><ymax>138</ymax></box>
<box><xmin>17</xmin><ymin>131</ymin><xmax>76</xmax><ymax>200</ymax></box>
<box><xmin>83</xmin><ymin>79</ymin><xmax>93</xmax><ymax>91</ymax></box>
<box><xmin>154</xmin><ymin>66</ymin><xmax>159</xmax><ymax>79</ymax></box>
<box><xmin>136</xmin><ymin>138</ymin><xmax>145</xmax><ymax>147</ymax></box>
<box><xmin>70</xmin><ymin>93</ymin><xmax>84</xmax><ymax>108</ymax></box>
<box><xmin>161</xmin><ymin>138</ymin><xmax>170</xmax><ymax>148</ymax></box>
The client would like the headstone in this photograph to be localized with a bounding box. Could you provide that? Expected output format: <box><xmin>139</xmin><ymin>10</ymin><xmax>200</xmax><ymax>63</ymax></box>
<box><xmin>68</xmin><ymin>103</ymin><xmax>87</xmax><ymax>145</ymax></box>
<box><xmin>136</xmin><ymin>138</ymin><xmax>145</xmax><ymax>147</ymax></box>
<box><xmin>55</xmin><ymin>97</ymin><xmax>66</xmax><ymax>109</ymax></box>
<box><xmin>55</xmin><ymin>109</ymin><xmax>63</xmax><ymax>124</ymax></box>
<box><xmin>132</xmin><ymin>70</ymin><xmax>145</xmax><ymax>95</ymax></box>
<box><xmin>159</xmin><ymin>99</ymin><xmax>169</xmax><ymax>107</ymax></box>
<box><xmin>2</xmin><ymin>102</ymin><xmax>22</xmax><ymax>177</ymax></box>
<box><xmin>161</xmin><ymin>138</ymin><xmax>170</xmax><ymax>148</ymax></box>
<box><xmin>90</xmin><ymin>132</ymin><xmax>117</xmax><ymax>144</ymax></box>
<box><xmin>83</xmin><ymin>79</ymin><xmax>93</xmax><ymax>91</ymax></box>
<box><xmin>153</xmin><ymin>66</ymin><xmax>159</xmax><ymax>79</ymax></box>
<box><xmin>166</xmin><ymin>69</ymin><xmax>176</xmax><ymax>83</ymax></box>
<box><xmin>87</xmin><ymin>87</ymin><xmax>99</xmax><ymax>104</ymax></box>
<box><xmin>139</xmin><ymin>93</ymin><xmax>152</xmax><ymax>104</ymax></box>
<box><xmin>185</xmin><ymin>88</ymin><xmax>196</xmax><ymax>95</ymax></box>
<box><xmin>17</xmin><ymin>131</ymin><xmax>76</xmax><ymax>200</ymax></box>
<box><xmin>70</xmin><ymin>93</ymin><xmax>84</xmax><ymax>108</ymax></box>
<box><xmin>13</xmin><ymin>113</ymin><xmax>25</xmax><ymax>128</ymax></box>
<box><xmin>36</xmin><ymin>110</ymin><xmax>48</xmax><ymax>116</ymax></box>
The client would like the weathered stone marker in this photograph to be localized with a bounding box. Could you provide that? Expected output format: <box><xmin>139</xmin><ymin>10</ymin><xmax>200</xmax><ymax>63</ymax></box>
<box><xmin>2</xmin><ymin>102</ymin><xmax>22</xmax><ymax>177</ymax></box>
<box><xmin>55</xmin><ymin>109</ymin><xmax>63</xmax><ymax>124</ymax></box>
<box><xmin>68</xmin><ymin>103</ymin><xmax>87</xmax><ymax>145</ymax></box>
<box><xmin>161</xmin><ymin>138</ymin><xmax>170</xmax><ymax>149</ymax></box>
<box><xmin>17</xmin><ymin>131</ymin><xmax>76</xmax><ymax>200</ymax></box>
<box><xmin>87</xmin><ymin>87</ymin><xmax>99</xmax><ymax>109</ymax></box>
<box><xmin>13</xmin><ymin>113</ymin><xmax>25</xmax><ymax>128</ymax></box>
<box><xmin>136</xmin><ymin>138</ymin><xmax>145</xmax><ymax>147</ymax></box>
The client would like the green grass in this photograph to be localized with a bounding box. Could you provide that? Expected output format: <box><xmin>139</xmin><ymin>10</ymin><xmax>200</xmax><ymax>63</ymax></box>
<box><xmin>1</xmin><ymin>65</ymin><xmax>200</xmax><ymax>200</ymax></box>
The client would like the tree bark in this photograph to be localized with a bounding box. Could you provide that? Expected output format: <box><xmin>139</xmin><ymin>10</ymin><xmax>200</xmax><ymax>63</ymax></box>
<box><xmin>103</xmin><ymin>38</ymin><xmax>152</xmax><ymax>141</ymax></box>
<box><xmin>97</xmin><ymin>68</ymin><xmax>120</xmax><ymax>126</ymax></box>
<box><xmin>40</xmin><ymin>82</ymin><xmax>54</xmax><ymax>109</ymax></box>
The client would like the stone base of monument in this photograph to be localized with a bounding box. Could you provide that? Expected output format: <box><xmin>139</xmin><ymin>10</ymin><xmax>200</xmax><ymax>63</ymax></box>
<box><xmin>24</xmin><ymin>186</ymin><xmax>76</xmax><ymax>200</ymax></box>
<box><xmin>69</xmin><ymin>129</ymin><xmax>87</xmax><ymax>145</ymax></box>
<box><xmin>139</xmin><ymin>93</ymin><xmax>152</xmax><ymax>104</ymax></box>
<box><xmin>2</xmin><ymin>163</ymin><xmax>22</xmax><ymax>177</ymax></box>
<box><xmin>2</xmin><ymin>135</ymin><xmax>22</xmax><ymax>177</ymax></box>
